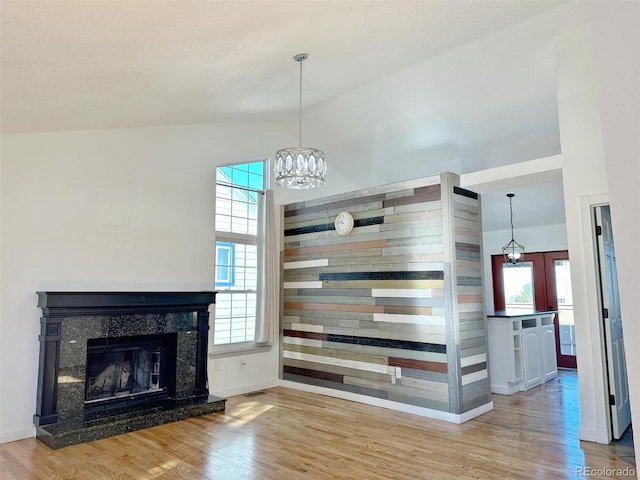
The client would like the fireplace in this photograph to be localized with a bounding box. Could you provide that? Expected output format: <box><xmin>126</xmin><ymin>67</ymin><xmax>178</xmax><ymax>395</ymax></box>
<box><xmin>34</xmin><ymin>291</ymin><xmax>225</xmax><ymax>449</ymax></box>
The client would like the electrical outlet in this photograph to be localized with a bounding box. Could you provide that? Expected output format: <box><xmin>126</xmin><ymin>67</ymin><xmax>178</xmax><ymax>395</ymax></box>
<box><xmin>239</xmin><ymin>359</ymin><xmax>247</xmax><ymax>369</ymax></box>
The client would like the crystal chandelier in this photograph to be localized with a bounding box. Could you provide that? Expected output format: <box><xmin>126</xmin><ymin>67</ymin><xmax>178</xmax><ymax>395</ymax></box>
<box><xmin>274</xmin><ymin>53</ymin><xmax>326</xmax><ymax>189</ymax></box>
<box><xmin>502</xmin><ymin>193</ymin><xmax>525</xmax><ymax>264</ymax></box>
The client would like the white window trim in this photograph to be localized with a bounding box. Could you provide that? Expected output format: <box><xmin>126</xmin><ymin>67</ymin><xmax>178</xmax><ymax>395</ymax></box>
<box><xmin>208</xmin><ymin>342</ymin><xmax>271</xmax><ymax>359</ymax></box>
<box><xmin>216</xmin><ymin>231</ymin><xmax>257</xmax><ymax>245</ymax></box>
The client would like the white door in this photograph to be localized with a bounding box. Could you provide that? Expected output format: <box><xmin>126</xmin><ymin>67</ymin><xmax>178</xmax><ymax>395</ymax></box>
<box><xmin>595</xmin><ymin>205</ymin><xmax>631</xmax><ymax>440</ymax></box>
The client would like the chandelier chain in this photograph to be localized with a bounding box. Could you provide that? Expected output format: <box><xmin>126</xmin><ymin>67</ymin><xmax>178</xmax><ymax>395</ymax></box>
<box><xmin>509</xmin><ymin>196</ymin><xmax>514</xmax><ymax>241</ymax></box>
<box><xmin>298</xmin><ymin>56</ymin><xmax>303</xmax><ymax>147</ymax></box>
<box><xmin>502</xmin><ymin>192</ymin><xmax>524</xmax><ymax>264</ymax></box>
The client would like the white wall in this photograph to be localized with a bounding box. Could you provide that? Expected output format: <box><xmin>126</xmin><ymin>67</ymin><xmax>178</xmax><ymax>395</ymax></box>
<box><xmin>296</xmin><ymin>8</ymin><xmax>570</xmax><ymax>189</ymax></box>
<box><xmin>589</xmin><ymin>0</ymin><xmax>640</xmax><ymax>453</ymax></box>
<box><xmin>0</xmin><ymin>123</ymin><xmax>287</xmax><ymax>443</ymax></box>
<box><xmin>554</xmin><ymin>23</ymin><xmax>616</xmax><ymax>444</ymax></box>
<box><xmin>208</xmin><ymin>350</ymin><xmax>280</xmax><ymax>399</ymax></box>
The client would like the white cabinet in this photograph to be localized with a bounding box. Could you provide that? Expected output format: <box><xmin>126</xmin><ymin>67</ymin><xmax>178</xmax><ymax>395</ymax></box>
<box><xmin>487</xmin><ymin>317</ymin><xmax>523</xmax><ymax>395</ymax></box>
<box><xmin>487</xmin><ymin>312</ymin><xmax>558</xmax><ymax>394</ymax></box>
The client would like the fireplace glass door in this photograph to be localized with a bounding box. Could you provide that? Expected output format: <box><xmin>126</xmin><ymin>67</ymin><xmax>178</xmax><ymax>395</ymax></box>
<box><xmin>85</xmin><ymin>334</ymin><xmax>175</xmax><ymax>406</ymax></box>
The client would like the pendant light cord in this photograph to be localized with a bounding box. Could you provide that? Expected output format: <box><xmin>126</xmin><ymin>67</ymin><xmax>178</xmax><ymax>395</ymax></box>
<box><xmin>298</xmin><ymin>57</ymin><xmax>303</xmax><ymax>147</ymax></box>
<box><xmin>509</xmin><ymin>196</ymin><xmax>515</xmax><ymax>241</ymax></box>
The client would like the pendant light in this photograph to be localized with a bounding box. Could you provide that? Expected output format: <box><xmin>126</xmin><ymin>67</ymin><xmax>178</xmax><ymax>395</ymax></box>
<box><xmin>274</xmin><ymin>53</ymin><xmax>326</xmax><ymax>189</ymax></box>
<box><xmin>502</xmin><ymin>193</ymin><xmax>525</xmax><ymax>264</ymax></box>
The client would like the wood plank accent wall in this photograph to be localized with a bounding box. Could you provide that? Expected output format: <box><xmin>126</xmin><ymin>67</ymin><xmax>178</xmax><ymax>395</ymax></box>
<box><xmin>281</xmin><ymin>173</ymin><xmax>489</xmax><ymax>416</ymax></box>
<box><xmin>452</xmin><ymin>186</ymin><xmax>490</xmax><ymax>413</ymax></box>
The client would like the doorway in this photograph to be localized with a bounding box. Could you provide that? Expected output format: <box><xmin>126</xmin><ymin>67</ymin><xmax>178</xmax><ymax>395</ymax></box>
<box><xmin>491</xmin><ymin>251</ymin><xmax>577</xmax><ymax>369</ymax></box>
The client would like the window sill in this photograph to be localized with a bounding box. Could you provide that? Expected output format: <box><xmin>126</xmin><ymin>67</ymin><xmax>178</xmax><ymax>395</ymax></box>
<box><xmin>208</xmin><ymin>343</ymin><xmax>272</xmax><ymax>359</ymax></box>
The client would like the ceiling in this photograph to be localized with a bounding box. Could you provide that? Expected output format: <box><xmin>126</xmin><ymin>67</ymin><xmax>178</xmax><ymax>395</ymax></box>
<box><xmin>478</xmin><ymin>179</ymin><xmax>566</xmax><ymax>232</ymax></box>
<box><xmin>1</xmin><ymin>0</ymin><xmax>564</xmax><ymax>135</ymax></box>
<box><xmin>1</xmin><ymin>1</ymin><xmax>571</xmax><ymax>231</ymax></box>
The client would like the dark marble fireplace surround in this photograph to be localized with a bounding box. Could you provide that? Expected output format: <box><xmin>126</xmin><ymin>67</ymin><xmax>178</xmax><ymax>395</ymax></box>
<box><xmin>34</xmin><ymin>291</ymin><xmax>225</xmax><ymax>449</ymax></box>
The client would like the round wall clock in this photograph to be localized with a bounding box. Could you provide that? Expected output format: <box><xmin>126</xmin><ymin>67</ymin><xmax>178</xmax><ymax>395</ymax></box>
<box><xmin>334</xmin><ymin>211</ymin><xmax>354</xmax><ymax>236</ymax></box>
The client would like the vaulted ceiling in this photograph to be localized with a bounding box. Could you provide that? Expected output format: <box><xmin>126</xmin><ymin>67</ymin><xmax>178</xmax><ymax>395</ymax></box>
<box><xmin>1</xmin><ymin>0</ymin><xmax>566</xmax><ymax>134</ymax></box>
<box><xmin>1</xmin><ymin>1</ymin><xmax>575</xmax><ymax>230</ymax></box>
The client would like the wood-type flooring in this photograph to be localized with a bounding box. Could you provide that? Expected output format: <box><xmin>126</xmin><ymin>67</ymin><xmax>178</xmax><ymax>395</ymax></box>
<box><xmin>0</xmin><ymin>371</ymin><xmax>635</xmax><ymax>479</ymax></box>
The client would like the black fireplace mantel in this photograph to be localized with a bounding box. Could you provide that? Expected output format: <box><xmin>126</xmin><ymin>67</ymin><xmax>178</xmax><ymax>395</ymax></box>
<box><xmin>34</xmin><ymin>291</ymin><xmax>217</xmax><ymax>435</ymax></box>
<box><xmin>37</xmin><ymin>291</ymin><xmax>216</xmax><ymax>316</ymax></box>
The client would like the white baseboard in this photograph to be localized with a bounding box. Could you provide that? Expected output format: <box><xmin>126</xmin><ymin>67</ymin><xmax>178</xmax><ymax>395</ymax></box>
<box><xmin>210</xmin><ymin>379</ymin><xmax>280</xmax><ymax>399</ymax></box>
<box><xmin>458</xmin><ymin>401</ymin><xmax>494</xmax><ymax>423</ymax></box>
<box><xmin>579</xmin><ymin>425</ymin><xmax>611</xmax><ymax>444</ymax></box>
<box><xmin>491</xmin><ymin>384</ymin><xmax>520</xmax><ymax>395</ymax></box>
<box><xmin>0</xmin><ymin>426</ymin><xmax>36</xmax><ymax>445</ymax></box>
<box><xmin>279</xmin><ymin>380</ymin><xmax>493</xmax><ymax>424</ymax></box>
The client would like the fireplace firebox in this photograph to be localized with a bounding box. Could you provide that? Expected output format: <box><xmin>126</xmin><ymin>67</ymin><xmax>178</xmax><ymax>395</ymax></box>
<box><xmin>34</xmin><ymin>291</ymin><xmax>225</xmax><ymax>449</ymax></box>
<box><xmin>84</xmin><ymin>333</ymin><xmax>176</xmax><ymax>410</ymax></box>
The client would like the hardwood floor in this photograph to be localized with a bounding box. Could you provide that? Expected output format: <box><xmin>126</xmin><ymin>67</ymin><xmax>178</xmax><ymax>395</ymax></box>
<box><xmin>0</xmin><ymin>371</ymin><xmax>635</xmax><ymax>479</ymax></box>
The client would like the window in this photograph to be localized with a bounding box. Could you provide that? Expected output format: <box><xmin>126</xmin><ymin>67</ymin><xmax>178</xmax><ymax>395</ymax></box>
<box><xmin>501</xmin><ymin>262</ymin><xmax>535</xmax><ymax>313</ymax></box>
<box><xmin>214</xmin><ymin>161</ymin><xmax>265</xmax><ymax>346</ymax></box>
<box><xmin>215</xmin><ymin>242</ymin><xmax>235</xmax><ymax>287</ymax></box>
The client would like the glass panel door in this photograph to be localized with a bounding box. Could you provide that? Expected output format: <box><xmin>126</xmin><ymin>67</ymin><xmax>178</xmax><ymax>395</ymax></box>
<box><xmin>555</xmin><ymin>260</ymin><xmax>576</xmax><ymax>356</ymax></box>
<box><xmin>544</xmin><ymin>251</ymin><xmax>576</xmax><ymax>368</ymax></box>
